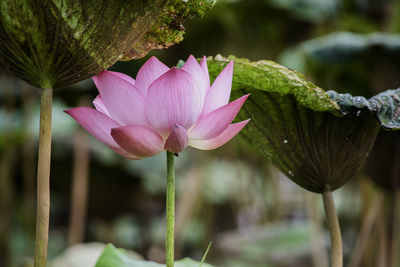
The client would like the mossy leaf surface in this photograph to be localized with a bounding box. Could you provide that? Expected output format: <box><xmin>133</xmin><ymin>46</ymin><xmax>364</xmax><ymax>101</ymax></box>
<box><xmin>207</xmin><ymin>55</ymin><xmax>341</xmax><ymax>114</ymax></box>
<box><xmin>0</xmin><ymin>0</ymin><xmax>214</xmax><ymax>88</ymax></box>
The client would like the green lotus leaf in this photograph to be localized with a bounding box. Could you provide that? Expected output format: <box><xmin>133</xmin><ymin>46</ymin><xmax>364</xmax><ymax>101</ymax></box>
<box><xmin>95</xmin><ymin>244</ymin><xmax>215</xmax><ymax>267</ymax></box>
<box><xmin>0</xmin><ymin>0</ymin><xmax>214</xmax><ymax>89</ymax></box>
<box><xmin>207</xmin><ymin>55</ymin><xmax>341</xmax><ymax>114</ymax></box>
<box><xmin>122</xmin><ymin>0</ymin><xmax>216</xmax><ymax>60</ymax></box>
<box><xmin>207</xmin><ymin>55</ymin><xmax>385</xmax><ymax>193</ymax></box>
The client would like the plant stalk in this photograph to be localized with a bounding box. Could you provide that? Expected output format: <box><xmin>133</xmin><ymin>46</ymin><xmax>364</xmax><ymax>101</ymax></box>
<box><xmin>68</xmin><ymin>98</ymin><xmax>90</xmax><ymax>245</ymax></box>
<box><xmin>166</xmin><ymin>151</ymin><xmax>175</xmax><ymax>267</ymax></box>
<box><xmin>391</xmin><ymin>191</ymin><xmax>400</xmax><ymax>267</ymax></box>
<box><xmin>34</xmin><ymin>88</ymin><xmax>53</xmax><ymax>267</ymax></box>
<box><xmin>376</xmin><ymin>200</ymin><xmax>388</xmax><ymax>267</ymax></box>
<box><xmin>322</xmin><ymin>191</ymin><xmax>343</xmax><ymax>267</ymax></box>
<box><xmin>348</xmin><ymin>190</ymin><xmax>383</xmax><ymax>267</ymax></box>
<box><xmin>308</xmin><ymin>192</ymin><xmax>329</xmax><ymax>267</ymax></box>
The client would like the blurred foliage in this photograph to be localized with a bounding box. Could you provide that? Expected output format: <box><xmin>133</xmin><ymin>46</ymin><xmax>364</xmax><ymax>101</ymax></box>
<box><xmin>214</xmin><ymin>222</ymin><xmax>311</xmax><ymax>267</ymax></box>
<box><xmin>95</xmin><ymin>244</ymin><xmax>214</xmax><ymax>267</ymax></box>
<box><xmin>279</xmin><ymin>32</ymin><xmax>400</xmax><ymax>97</ymax></box>
<box><xmin>51</xmin><ymin>243</ymin><xmax>143</xmax><ymax>267</ymax></box>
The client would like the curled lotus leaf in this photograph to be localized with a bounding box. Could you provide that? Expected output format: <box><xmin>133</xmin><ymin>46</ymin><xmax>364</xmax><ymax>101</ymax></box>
<box><xmin>206</xmin><ymin>55</ymin><xmax>388</xmax><ymax>193</ymax></box>
<box><xmin>330</xmin><ymin>89</ymin><xmax>400</xmax><ymax>192</ymax></box>
<box><xmin>0</xmin><ymin>0</ymin><xmax>214</xmax><ymax>89</ymax></box>
<box><xmin>327</xmin><ymin>89</ymin><xmax>400</xmax><ymax>129</ymax></box>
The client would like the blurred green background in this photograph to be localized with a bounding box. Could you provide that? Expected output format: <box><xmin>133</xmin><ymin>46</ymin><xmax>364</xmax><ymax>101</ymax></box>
<box><xmin>1</xmin><ymin>0</ymin><xmax>400</xmax><ymax>266</ymax></box>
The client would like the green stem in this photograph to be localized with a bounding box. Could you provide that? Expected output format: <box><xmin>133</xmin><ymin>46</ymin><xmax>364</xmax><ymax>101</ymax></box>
<box><xmin>166</xmin><ymin>151</ymin><xmax>175</xmax><ymax>267</ymax></box>
<box><xmin>322</xmin><ymin>191</ymin><xmax>343</xmax><ymax>267</ymax></box>
<box><xmin>34</xmin><ymin>88</ymin><xmax>53</xmax><ymax>267</ymax></box>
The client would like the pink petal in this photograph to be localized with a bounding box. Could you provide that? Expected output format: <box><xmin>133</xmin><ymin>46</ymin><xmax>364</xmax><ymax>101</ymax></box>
<box><xmin>107</xmin><ymin>71</ymin><xmax>135</xmax><ymax>85</ymax></box>
<box><xmin>189</xmin><ymin>119</ymin><xmax>250</xmax><ymax>150</ymax></box>
<box><xmin>64</xmin><ymin>107</ymin><xmax>137</xmax><ymax>159</ymax></box>
<box><xmin>199</xmin><ymin>56</ymin><xmax>210</xmax><ymax>86</ymax></box>
<box><xmin>111</xmin><ymin>125</ymin><xmax>165</xmax><ymax>158</ymax></box>
<box><xmin>135</xmin><ymin>56</ymin><xmax>170</xmax><ymax>96</ymax></box>
<box><xmin>202</xmin><ymin>60</ymin><xmax>234</xmax><ymax>115</ymax></box>
<box><xmin>93</xmin><ymin>95</ymin><xmax>110</xmax><ymax>116</ymax></box>
<box><xmin>182</xmin><ymin>55</ymin><xmax>209</xmax><ymax>102</ymax></box>
<box><xmin>145</xmin><ymin>68</ymin><xmax>203</xmax><ymax>134</ymax></box>
<box><xmin>164</xmin><ymin>124</ymin><xmax>188</xmax><ymax>153</ymax></box>
<box><xmin>189</xmin><ymin>94</ymin><xmax>249</xmax><ymax>139</ymax></box>
<box><xmin>92</xmin><ymin>71</ymin><xmax>147</xmax><ymax>126</ymax></box>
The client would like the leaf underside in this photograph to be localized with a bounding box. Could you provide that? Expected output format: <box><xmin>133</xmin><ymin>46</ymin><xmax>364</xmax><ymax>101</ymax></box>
<box><xmin>207</xmin><ymin>55</ymin><xmax>384</xmax><ymax>193</ymax></box>
<box><xmin>0</xmin><ymin>0</ymin><xmax>214</xmax><ymax>88</ymax></box>
<box><xmin>95</xmin><ymin>244</ymin><xmax>215</xmax><ymax>267</ymax></box>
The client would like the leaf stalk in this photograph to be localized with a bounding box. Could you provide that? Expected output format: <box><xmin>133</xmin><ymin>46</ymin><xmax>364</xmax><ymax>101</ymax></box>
<box><xmin>34</xmin><ymin>87</ymin><xmax>53</xmax><ymax>267</ymax></box>
<box><xmin>322</xmin><ymin>191</ymin><xmax>343</xmax><ymax>267</ymax></box>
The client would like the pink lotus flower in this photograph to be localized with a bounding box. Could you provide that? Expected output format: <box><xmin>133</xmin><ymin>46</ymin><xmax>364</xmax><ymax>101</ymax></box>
<box><xmin>65</xmin><ymin>55</ymin><xmax>249</xmax><ymax>159</ymax></box>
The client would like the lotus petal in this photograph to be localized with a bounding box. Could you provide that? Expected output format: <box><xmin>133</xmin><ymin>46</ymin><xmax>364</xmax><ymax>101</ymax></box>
<box><xmin>93</xmin><ymin>71</ymin><xmax>147</xmax><ymax>126</ymax></box>
<box><xmin>202</xmin><ymin>60</ymin><xmax>233</xmax><ymax>115</ymax></box>
<box><xmin>111</xmin><ymin>125</ymin><xmax>164</xmax><ymax>158</ymax></box>
<box><xmin>189</xmin><ymin>94</ymin><xmax>248</xmax><ymax>139</ymax></box>
<box><xmin>165</xmin><ymin>124</ymin><xmax>189</xmax><ymax>153</ymax></box>
<box><xmin>190</xmin><ymin>120</ymin><xmax>250</xmax><ymax>150</ymax></box>
<box><xmin>64</xmin><ymin>107</ymin><xmax>136</xmax><ymax>158</ymax></box>
<box><xmin>135</xmin><ymin>56</ymin><xmax>169</xmax><ymax>96</ymax></box>
<box><xmin>145</xmin><ymin>68</ymin><xmax>202</xmax><ymax>133</ymax></box>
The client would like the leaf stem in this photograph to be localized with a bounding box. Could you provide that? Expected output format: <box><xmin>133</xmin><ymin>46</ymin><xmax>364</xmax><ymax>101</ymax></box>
<box><xmin>34</xmin><ymin>88</ymin><xmax>53</xmax><ymax>267</ymax></box>
<box><xmin>166</xmin><ymin>151</ymin><xmax>175</xmax><ymax>267</ymax></box>
<box><xmin>348</xmin><ymin>190</ymin><xmax>383</xmax><ymax>267</ymax></box>
<box><xmin>68</xmin><ymin>118</ymin><xmax>90</xmax><ymax>245</ymax></box>
<box><xmin>322</xmin><ymin>191</ymin><xmax>343</xmax><ymax>267</ymax></box>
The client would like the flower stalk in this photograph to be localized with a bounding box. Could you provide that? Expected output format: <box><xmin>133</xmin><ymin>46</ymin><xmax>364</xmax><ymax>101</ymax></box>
<box><xmin>34</xmin><ymin>88</ymin><xmax>53</xmax><ymax>267</ymax></box>
<box><xmin>322</xmin><ymin>191</ymin><xmax>343</xmax><ymax>267</ymax></box>
<box><xmin>166</xmin><ymin>151</ymin><xmax>175</xmax><ymax>267</ymax></box>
